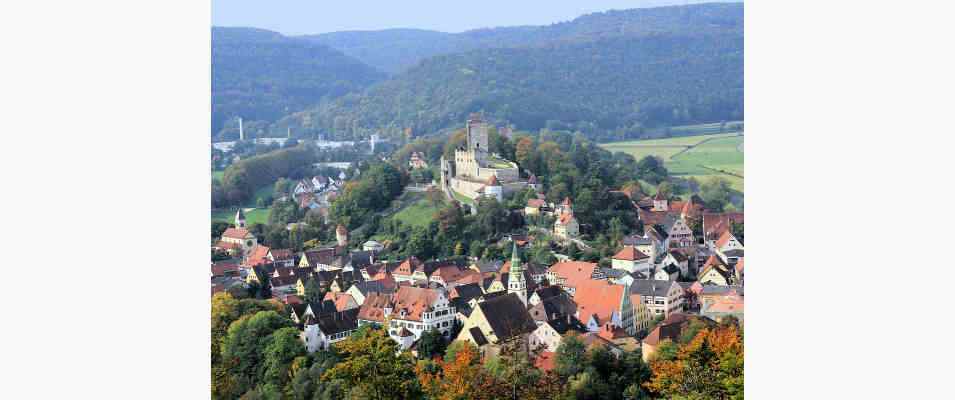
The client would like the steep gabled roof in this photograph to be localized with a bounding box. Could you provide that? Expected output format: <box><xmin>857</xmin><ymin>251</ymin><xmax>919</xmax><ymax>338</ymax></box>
<box><xmin>715</xmin><ymin>230</ymin><xmax>738</xmax><ymax>249</ymax></box>
<box><xmin>573</xmin><ymin>280</ymin><xmax>626</xmax><ymax>325</ymax></box>
<box><xmin>356</xmin><ymin>292</ymin><xmax>392</xmax><ymax>323</ymax></box>
<box><xmin>613</xmin><ymin>246</ymin><xmax>649</xmax><ymax>261</ymax></box>
<box><xmin>313</xmin><ymin>308</ymin><xmax>360</xmax><ymax>336</ymax></box>
<box><xmin>477</xmin><ymin>293</ymin><xmax>537</xmax><ymax>342</ymax></box>
<box><xmin>391</xmin><ymin>286</ymin><xmax>443</xmax><ymax>322</ymax></box>
<box><xmin>630</xmin><ymin>279</ymin><xmax>679</xmax><ymax>298</ymax></box>
<box><xmin>222</xmin><ymin>227</ymin><xmax>252</xmax><ymax>240</ymax></box>
<box><xmin>548</xmin><ymin>261</ymin><xmax>598</xmax><ymax>288</ymax></box>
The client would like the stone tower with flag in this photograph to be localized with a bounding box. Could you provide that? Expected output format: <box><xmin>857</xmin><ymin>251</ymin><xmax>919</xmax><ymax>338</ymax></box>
<box><xmin>507</xmin><ymin>241</ymin><xmax>527</xmax><ymax>306</ymax></box>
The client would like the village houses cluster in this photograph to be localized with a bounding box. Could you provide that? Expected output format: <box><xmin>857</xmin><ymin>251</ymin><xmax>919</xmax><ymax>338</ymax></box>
<box><xmin>212</xmin><ymin>181</ymin><xmax>744</xmax><ymax>367</ymax></box>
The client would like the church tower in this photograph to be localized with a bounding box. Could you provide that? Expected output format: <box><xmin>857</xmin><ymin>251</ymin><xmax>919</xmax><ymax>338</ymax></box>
<box><xmin>235</xmin><ymin>208</ymin><xmax>246</xmax><ymax>228</ymax></box>
<box><xmin>507</xmin><ymin>241</ymin><xmax>527</xmax><ymax>306</ymax></box>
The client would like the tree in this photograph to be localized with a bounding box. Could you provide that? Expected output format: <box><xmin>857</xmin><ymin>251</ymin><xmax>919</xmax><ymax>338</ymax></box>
<box><xmin>555</xmin><ymin>334</ymin><xmax>587</xmax><ymax>378</ymax></box>
<box><xmin>655</xmin><ymin>182</ymin><xmax>673</xmax><ymax>199</ymax></box>
<box><xmin>417</xmin><ymin>328</ymin><xmax>447</xmax><ymax>360</ymax></box>
<box><xmin>645</xmin><ymin>322</ymin><xmax>743</xmax><ymax>399</ymax></box>
<box><xmin>323</xmin><ymin>327</ymin><xmax>421</xmax><ymax>400</ymax></box>
<box><xmin>220</xmin><ymin>311</ymin><xmax>295</xmax><ymax>396</ymax></box>
<box><xmin>700</xmin><ymin>177</ymin><xmax>733</xmax><ymax>212</ymax></box>
<box><xmin>416</xmin><ymin>341</ymin><xmax>485</xmax><ymax>400</ymax></box>
<box><xmin>262</xmin><ymin>327</ymin><xmax>306</xmax><ymax>388</ymax></box>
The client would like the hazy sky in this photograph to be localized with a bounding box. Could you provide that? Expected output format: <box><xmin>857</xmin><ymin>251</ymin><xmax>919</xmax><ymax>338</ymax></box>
<box><xmin>212</xmin><ymin>0</ymin><xmax>733</xmax><ymax>36</ymax></box>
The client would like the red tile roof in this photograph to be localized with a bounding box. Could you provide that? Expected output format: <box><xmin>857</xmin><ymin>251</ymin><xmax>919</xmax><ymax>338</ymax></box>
<box><xmin>246</xmin><ymin>245</ymin><xmax>271</xmax><ymax>266</ymax></box>
<box><xmin>395</xmin><ymin>257</ymin><xmax>421</xmax><ymax>276</ymax></box>
<box><xmin>715</xmin><ymin>230</ymin><xmax>736</xmax><ymax>249</ymax></box>
<box><xmin>526</xmin><ymin>198</ymin><xmax>546</xmax><ymax>208</ymax></box>
<box><xmin>548</xmin><ymin>261</ymin><xmax>598</xmax><ymax>288</ymax></box>
<box><xmin>222</xmin><ymin>227</ymin><xmax>252</xmax><ymax>240</ymax></box>
<box><xmin>391</xmin><ymin>286</ymin><xmax>442</xmax><ymax>322</ymax></box>
<box><xmin>573</xmin><ymin>280</ymin><xmax>625</xmax><ymax>325</ymax></box>
<box><xmin>612</xmin><ymin>246</ymin><xmax>649</xmax><ymax>261</ymax></box>
<box><xmin>703</xmin><ymin>212</ymin><xmax>744</xmax><ymax>239</ymax></box>
<box><xmin>487</xmin><ymin>175</ymin><xmax>499</xmax><ymax>186</ymax></box>
<box><xmin>214</xmin><ymin>241</ymin><xmax>241</xmax><ymax>250</ymax></box>
<box><xmin>324</xmin><ymin>291</ymin><xmax>356</xmax><ymax>311</ymax></box>
<box><xmin>357</xmin><ymin>292</ymin><xmax>392</xmax><ymax>323</ymax></box>
<box><xmin>211</xmin><ymin>262</ymin><xmax>239</xmax><ymax>277</ymax></box>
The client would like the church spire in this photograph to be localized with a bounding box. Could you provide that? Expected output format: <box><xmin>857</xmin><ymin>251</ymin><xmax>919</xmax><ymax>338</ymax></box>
<box><xmin>507</xmin><ymin>241</ymin><xmax>527</xmax><ymax>306</ymax></box>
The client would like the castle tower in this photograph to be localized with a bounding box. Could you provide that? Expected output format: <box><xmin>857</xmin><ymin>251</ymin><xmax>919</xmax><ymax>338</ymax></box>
<box><xmin>336</xmin><ymin>225</ymin><xmax>348</xmax><ymax>247</ymax></box>
<box><xmin>485</xmin><ymin>175</ymin><xmax>503</xmax><ymax>202</ymax></box>
<box><xmin>235</xmin><ymin>208</ymin><xmax>246</xmax><ymax>228</ymax></box>
<box><xmin>507</xmin><ymin>241</ymin><xmax>527</xmax><ymax>306</ymax></box>
<box><xmin>466</xmin><ymin>113</ymin><xmax>489</xmax><ymax>157</ymax></box>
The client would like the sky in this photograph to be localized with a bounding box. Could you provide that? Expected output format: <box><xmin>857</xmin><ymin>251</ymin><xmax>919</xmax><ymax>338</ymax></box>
<box><xmin>212</xmin><ymin>0</ymin><xmax>733</xmax><ymax>36</ymax></box>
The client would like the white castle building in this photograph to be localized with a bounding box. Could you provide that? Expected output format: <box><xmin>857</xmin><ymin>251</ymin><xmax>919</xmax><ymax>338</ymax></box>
<box><xmin>441</xmin><ymin>114</ymin><xmax>530</xmax><ymax>202</ymax></box>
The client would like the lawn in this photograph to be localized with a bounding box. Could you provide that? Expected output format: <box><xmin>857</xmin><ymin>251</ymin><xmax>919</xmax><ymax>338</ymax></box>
<box><xmin>212</xmin><ymin>170</ymin><xmax>224</xmax><ymax>183</ymax></box>
<box><xmin>392</xmin><ymin>196</ymin><xmax>445</xmax><ymax>228</ymax></box>
<box><xmin>450</xmin><ymin>188</ymin><xmax>475</xmax><ymax>206</ymax></box>
<box><xmin>212</xmin><ymin>208</ymin><xmax>270</xmax><ymax>226</ymax></box>
<box><xmin>600</xmin><ymin>133</ymin><xmax>744</xmax><ymax>192</ymax></box>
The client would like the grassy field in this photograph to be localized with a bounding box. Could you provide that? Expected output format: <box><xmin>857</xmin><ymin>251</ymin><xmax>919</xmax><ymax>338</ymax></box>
<box><xmin>212</xmin><ymin>208</ymin><xmax>270</xmax><ymax>226</ymax></box>
<box><xmin>391</xmin><ymin>193</ymin><xmax>445</xmax><ymax>229</ymax></box>
<box><xmin>212</xmin><ymin>170</ymin><xmax>224</xmax><ymax>183</ymax></box>
<box><xmin>600</xmin><ymin>133</ymin><xmax>744</xmax><ymax>192</ymax></box>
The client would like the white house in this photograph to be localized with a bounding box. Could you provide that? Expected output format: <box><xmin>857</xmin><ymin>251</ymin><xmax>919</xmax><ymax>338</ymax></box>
<box><xmin>611</xmin><ymin>246</ymin><xmax>651</xmax><ymax>275</ymax></box>
<box><xmin>661</xmin><ymin>250</ymin><xmax>690</xmax><ymax>278</ymax></box>
<box><xmin>300</xmin><ymin>309</ymin><xmax>359</xmax><ymax>352</ymax></box>
<box><xmin>631</xmin><ymin>280</ymin><xmax>685</xmax><ymax>317</ymax></box>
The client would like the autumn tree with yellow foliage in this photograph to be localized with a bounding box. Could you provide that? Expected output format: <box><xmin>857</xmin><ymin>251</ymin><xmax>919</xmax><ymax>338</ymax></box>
<box><xmin>645</xmin><ymin>321</ymin><xmax>744</xmax><ymax>400</ymax></box>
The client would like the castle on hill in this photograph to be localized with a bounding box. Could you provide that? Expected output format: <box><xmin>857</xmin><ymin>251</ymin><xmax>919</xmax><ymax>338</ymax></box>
<box><xmin>441</xmin><ymin>114</ymin><xmax>530</xmax><ymax>202</ymax></box>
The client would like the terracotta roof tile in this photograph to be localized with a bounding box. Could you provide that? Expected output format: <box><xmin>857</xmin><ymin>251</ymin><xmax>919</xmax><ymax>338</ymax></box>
<box><xmin>573</xmin><ymin>280</ymin><xmax>626</xmax><ymax>325</ymax></box>
<box><xmin>548</xmin><ymin>261</ymin><xmax>598</xmax><ymax>288</ymax></box>
<box><xmin>612</xmin><ymin>246</ymin><xmax>649</xmax><ymax>261</ymax></box>
<box><xmin>222</xmin><ymin>227</ymin><xmax>252</xmax><ymax>239</ymax></box>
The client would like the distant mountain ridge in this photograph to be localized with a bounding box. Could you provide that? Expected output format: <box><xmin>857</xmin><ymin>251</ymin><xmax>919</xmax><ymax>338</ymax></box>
<box><xmin>272</xmin><ymin>3</ymin><xmax>743</xmax><ymax>141</ymax></box>
<box><xmin>211</xmin><ymin>26</ymin><xmax>386</xmax><ymax>138</ymax></box>
<box><xmin>303</xmin><ymin>2</ymin><xmax>743</xmax><ymax>74</ymax></box>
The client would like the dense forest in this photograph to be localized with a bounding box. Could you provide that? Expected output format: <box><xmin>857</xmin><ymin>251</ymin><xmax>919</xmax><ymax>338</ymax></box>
<box><xmin>276</xmin><ymin>3</ymin><xmax>743</xmax><ymax>141</ymax></box>
<box><xmin>211</xmin><ymin>27</ymin><xmax>385</xmax><ymax>139</ymax></box>
<box><xmin>305</xmin><ymin>3</ymin><xmax>743</xmax><ymax>75</ymax></box>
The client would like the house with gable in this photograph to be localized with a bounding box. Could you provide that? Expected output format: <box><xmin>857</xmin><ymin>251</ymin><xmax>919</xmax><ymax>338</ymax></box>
<box><xmin>662</xmin><ymin>249</ymin><xmax>691</xmax><ymax>278</ymax></box>
<box><xmin>631</xmin><ymin>279</ymin><xmax>685</xmax><ymax>318</ymax></box>
<box><xmin>455</xmin><ymin>293</ymin><xmax>538</xmax><ymax>357</ymax></box>
<box><xmin>611</xmin><ymin>245</ymin><xmax>652</xmax><ymax>275</ymax></box>
<box><xmin>546</xmin><ymin>261</ymin><xmax>599</xmax><ymax>297</ymax></box>
<box><xmin>217</xmin><ymin>227</ymin><xmax>257</xmax><ymax>255</ymax></box>
<box><xmin>699</xmin><ymin>255</ymin><xmax>735</xmax><ymax>286</ymax></box>
<box><xmin>300</xmin><ymin>308</ymin><xmax>360</xmax><ymax>352</ymax></box>
<box><xmin>703</xmin><ymin>212</ymin><xmax>744</xmax><ymax>247</ymax></box>
<box><xmin>713</xmin><ymin>230</ymin><xmax>744</xmax><ymax>265</ymax></box>
<box><xmin>573</xmin><ymin>280</ymin><xmax>635</xmax><ymax>335</ymax></box>
<box><xmin>385</xmin><ymin>286</ymin><xmax>457</xmax><ymax>341</ymax></box>
<box><xmin>345</xmin><ymin>279</ymin><xmax>397</xmax><ymax>306</ymax></box>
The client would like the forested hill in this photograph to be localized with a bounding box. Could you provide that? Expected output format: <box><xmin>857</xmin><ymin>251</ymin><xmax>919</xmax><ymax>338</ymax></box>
<box><xmin>303</xmin><ymin>2</ymin><xmax>742</xmax><ymax>75</ymax></box>
<box><xmin>211</xmin><ymin>27</ymin><xmax>386</xmax><ymax>139</ymax></box>
<box><xmin>276</xmin><ymin>3</ymin><xmax>743</xmax><ymax>141</ymax></box>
